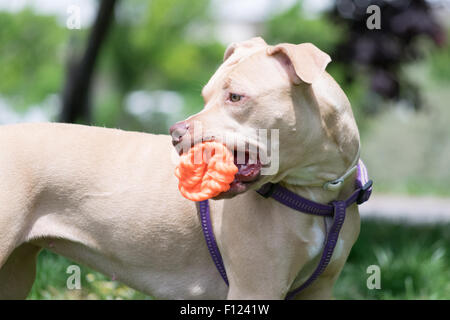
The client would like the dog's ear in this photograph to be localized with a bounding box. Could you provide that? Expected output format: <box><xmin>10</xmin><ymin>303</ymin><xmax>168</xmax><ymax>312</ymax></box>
<box><xmin>267</xmin><ymin>43</ymin><xmax>331</xmax><ymax>85</ymax></box>
<box><xmin>223</xmin><ymin>37</ymin><xmax>268</xmax><ymax>62</ymax></box>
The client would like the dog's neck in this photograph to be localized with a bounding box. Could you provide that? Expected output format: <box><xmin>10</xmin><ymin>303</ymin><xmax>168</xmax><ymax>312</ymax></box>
<box><xmin>277</xmin><ymin>142</ymin><xmax>360</xmax><ymax>205</ymax></box>
<box><xmin>279</xmin><ymin>166</ymin><xmax>358</xmax><ymax>205</ymax></box>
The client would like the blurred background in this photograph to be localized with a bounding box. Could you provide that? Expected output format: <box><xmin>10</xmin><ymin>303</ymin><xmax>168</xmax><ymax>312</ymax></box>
<box><xmin>0</xmin><ymin>0</ymin><xmax>448</xmax><ymax>299</ymax></box>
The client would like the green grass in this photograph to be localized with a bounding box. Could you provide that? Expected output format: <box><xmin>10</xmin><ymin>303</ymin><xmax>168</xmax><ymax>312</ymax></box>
<box><xmin>28</xmin><ymin>250</ymin><xmax>150</xmax><ymax>300</ymax></box>
<box><xmin>334</xmin><ymin>220</ymin><xmax>450</xmax><ymax>299</ymax></box>
<box><xmin>28</xmin><ymin>220</ymin><xmax>449</xmax><ymax>299</ymax></box>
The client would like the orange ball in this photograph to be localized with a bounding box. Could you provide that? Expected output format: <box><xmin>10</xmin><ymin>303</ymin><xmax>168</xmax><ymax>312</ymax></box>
<box><xmin>175</xmin><ymin>142</ymin><xmax>238</xmax><ymax>201</ymax></box>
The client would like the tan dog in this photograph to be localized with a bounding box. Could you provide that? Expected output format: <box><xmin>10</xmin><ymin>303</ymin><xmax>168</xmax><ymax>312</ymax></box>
<box><xmin>0</xmin><ymin>37</ymin><xmax>360</xmax><ymax>300</ymax></box>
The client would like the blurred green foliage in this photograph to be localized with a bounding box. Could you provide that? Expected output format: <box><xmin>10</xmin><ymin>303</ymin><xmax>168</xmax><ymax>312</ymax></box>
<box><xmin>0</xmin><ymin>9</ymin><xmax>67</xmax><ymax>111</ymax></box>
<box><xmin>105</xmin><ymin>0</ymin><xmax>221</xmax><ymax>92</ymax></box>
<box><xmin>0</xmin><ymin>1</ymin><xmax>226</xmax><ymax>131</ymax></box>
<box><xmin>265</xmin><ymin>3</ymin><xmax>343</xmax><ymax>52</ymax></box>
<box><xmin>429</xmin><ymin>40</ymin><xmax>450</xmax><ymax>82</ymax></box>
<box><xmin>96</xmin><ymin>0</ymin><xmax>227</xmax><ymax>131</ymax></box>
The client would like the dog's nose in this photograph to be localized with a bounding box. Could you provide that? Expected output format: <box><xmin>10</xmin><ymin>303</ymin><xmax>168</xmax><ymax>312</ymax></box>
<box><xmin>169</xmin><ymin>121</ymin><xmax>189</xmax><ymax>146</ymax></box>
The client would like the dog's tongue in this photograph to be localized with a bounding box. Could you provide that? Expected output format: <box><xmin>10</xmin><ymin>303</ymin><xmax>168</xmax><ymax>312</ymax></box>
<box><xmin>233</xmin><ymin>152</ymin><xmax>262</xmax><ymax>183</ymax></box>
<box><xmin>209</xmin><ymin>152</ymin><xmax>262</xmax><ymax>199</ymax></box>
<box><xmin>235</xmin><ymin>162</ymin><xmax>262</xmax><ymax>182</ymax></box>
<box><xmin>222</xmin><ymin>161</ymin><xmax>261</xmax><ymax>197</ymax></box>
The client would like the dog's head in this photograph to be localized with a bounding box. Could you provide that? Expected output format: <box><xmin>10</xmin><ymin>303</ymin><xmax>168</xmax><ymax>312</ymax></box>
<box><xmin>170</xmin><ymin>37</ymin><xmax>359</xmax><ymax>199</ymax></box>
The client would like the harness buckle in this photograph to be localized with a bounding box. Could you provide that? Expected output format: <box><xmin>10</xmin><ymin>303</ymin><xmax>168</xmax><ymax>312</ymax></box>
<box><xmin>256</xmin><ymin>182</ymin><xmax>277</xmax><ymax>198</ymax></box>
<box><xmin>357</xmin><ymin>180</ymin><xmax>373</xmax><ymax>205</ymax></box>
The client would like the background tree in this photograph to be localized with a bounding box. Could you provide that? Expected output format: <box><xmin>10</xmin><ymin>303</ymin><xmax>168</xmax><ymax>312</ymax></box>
<box><xmin>60</xmin><ymin>0</ymin><xmax>118</xmax><ymax>123</ymax></box>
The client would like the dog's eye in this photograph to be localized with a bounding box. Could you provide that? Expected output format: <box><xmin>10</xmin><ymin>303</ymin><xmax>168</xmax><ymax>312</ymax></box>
<box><xmin>229</xmin><ymin>93</ymin><xmax>243</xmax><ymax>103</ymax></box>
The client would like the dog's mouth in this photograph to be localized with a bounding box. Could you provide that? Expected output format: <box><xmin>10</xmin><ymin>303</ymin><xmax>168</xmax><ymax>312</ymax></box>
<box><xmin>177</xmin><ymin>139</ymin><xmax>262</xmax><ymax>199</ymax></box>
<box><xmin>212</xmin><ymin>148</ymin><xmax>262</xmax><ymax>199</ymax></box>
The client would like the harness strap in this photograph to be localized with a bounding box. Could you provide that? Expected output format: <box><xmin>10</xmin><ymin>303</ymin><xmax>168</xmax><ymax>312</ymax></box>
<box><xmin>198</xmin><ymin>160</ymin><xmax>372</xmax><ymax>299</ymax></box>
<box><xmin>199</xmin><ymin>200</ymin><xmax>229</xmax><ymax>285</ymax></box>
<box><xmin>284</xmin><ymin>200</ymin><xmax>346</xmax><ymax>299</ymax></box>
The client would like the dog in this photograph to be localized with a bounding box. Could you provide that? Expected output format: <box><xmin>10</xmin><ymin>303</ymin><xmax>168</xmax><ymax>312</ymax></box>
<box><xmin>0</xmin><ymin>37</ymin><xmax>361</xmax><ymax>300</ymax></box>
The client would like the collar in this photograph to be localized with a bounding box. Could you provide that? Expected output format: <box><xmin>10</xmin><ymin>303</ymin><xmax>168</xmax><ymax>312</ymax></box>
<box><xmin>256</xmin><ymin>159</ymin><xmax>372</xmax><ymax>215</ymax></box>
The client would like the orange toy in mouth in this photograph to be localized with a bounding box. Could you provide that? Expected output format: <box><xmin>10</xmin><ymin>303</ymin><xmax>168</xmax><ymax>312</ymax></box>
<box><xmin>175</xmin><ymin>141</ymin><xmax>238</xmax><ymax>201</ymax></box>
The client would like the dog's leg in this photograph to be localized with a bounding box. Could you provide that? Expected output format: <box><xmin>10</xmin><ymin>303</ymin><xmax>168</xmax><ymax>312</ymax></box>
<box><xmin>0</xmin><ymin>243</ymin><xmax>41</xmax><ymax>299</ymax></box>
<box><xmin>226</xmin><ymin>285</ymin><xmax>285</xmax><ymax>300</ymax></box>
<box><xmin>289</xmin><ymin>276</ymin><xmax>335</xmax><ymax>300</ymax></box>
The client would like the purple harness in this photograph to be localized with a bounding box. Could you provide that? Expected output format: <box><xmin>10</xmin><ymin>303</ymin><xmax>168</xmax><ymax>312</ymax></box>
<box><xmin>199</xmin><ymin>159</ymin><xmax>372</xmax><ymax>299</ymax></box>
